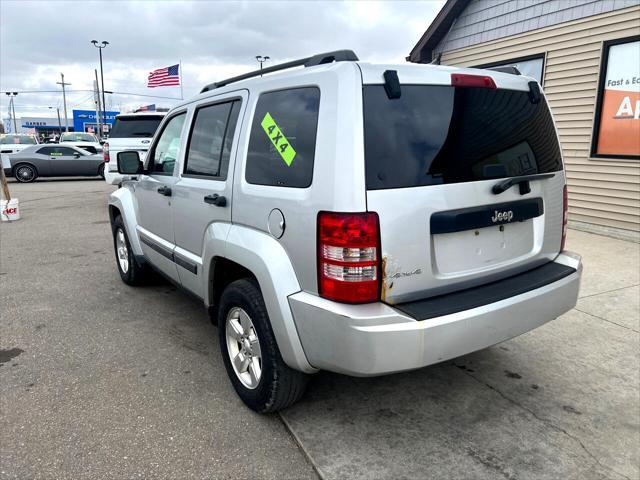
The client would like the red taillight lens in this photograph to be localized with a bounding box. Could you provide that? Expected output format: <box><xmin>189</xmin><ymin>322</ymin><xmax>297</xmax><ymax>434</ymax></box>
<box><xmin>317</xmin><ymin>212</ymin><xmax>380</xmax><ymax>304</ymax></box>
<box><xmin>451</xmin><ymin>73</ymin><xmax>497</xmax><ymax>89</ymax></box>
<box><xmin>103</xmin><ymin>142</ymin><xmax>110</xmax><ymax>163</ymax></box>
<box><xmin>561</xmin><ymin>185</ymin><xmax>568</xmax><ymax>251</ymax></box>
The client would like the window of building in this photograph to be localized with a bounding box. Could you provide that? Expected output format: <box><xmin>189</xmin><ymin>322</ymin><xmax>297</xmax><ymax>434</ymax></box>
<box><xmin>591</xmin><ymin>36</ymin><xmax>640</xmax><ymax>160</ymax></box>
<box><xmin>184</xmin><ymin>100</ymin><xmax>240</xmax><ymax>179</ymax></box>
<box><xmin>245</xmin><ymin>87</ymin><xmax>320</xmax><ymax>188</ymax></box>
<box><xmin>475</xmin><ymin>54</ymin><xmax>545</xmax><ymax>85</ymax></box>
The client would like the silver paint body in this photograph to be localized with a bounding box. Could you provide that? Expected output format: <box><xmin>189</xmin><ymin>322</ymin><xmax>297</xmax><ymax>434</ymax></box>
<box><xmin>109</xmin><ymin>61</ymin><xmax>582</xmax><ymax>376</ymax></box>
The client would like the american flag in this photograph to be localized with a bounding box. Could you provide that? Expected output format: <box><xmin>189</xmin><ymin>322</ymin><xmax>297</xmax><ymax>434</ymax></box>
<box><xmin>147</xmin><ymin>64</ymin><xmax>180</xmax><ymax>88</ymax></box>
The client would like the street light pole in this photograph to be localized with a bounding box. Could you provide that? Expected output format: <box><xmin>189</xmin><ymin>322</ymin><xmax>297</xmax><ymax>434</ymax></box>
<box><xmin>255</xmin><ymin>55</ymin><xmax>270</xmax><ymax>76</ymax></box>
<box><xmin>5</xmin><ymin>92</ymin><xmax>18</xmax><ymax>133</ymax></box>
<box><xmin>91</xmin><ymin>40</ymin><xmax>109</xmax><ymax>135</ymax></box>
<box><xmin>56</xmin><ymin>73</ymin><xmax>71</xmax><ymax>132</ymax></box>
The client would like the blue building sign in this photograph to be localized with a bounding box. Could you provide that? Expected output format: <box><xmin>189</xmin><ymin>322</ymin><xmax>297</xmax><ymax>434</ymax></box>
<box><xmin>73</xmin><ymin>109</ymin><xmax>119</xmax><ymax>134</ymax></box>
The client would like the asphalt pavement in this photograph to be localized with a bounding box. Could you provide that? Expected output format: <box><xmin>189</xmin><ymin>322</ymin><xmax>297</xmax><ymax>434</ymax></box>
<box><xmin>1</xmin><ymin>179</ymin><xmax>638</xmax><ymax>480</ymax></box>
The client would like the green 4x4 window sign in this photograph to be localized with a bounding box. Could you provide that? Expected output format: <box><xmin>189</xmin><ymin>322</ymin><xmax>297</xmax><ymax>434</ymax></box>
<box><xmin>261</xmin><ymin>112</ymin><xmax>297</xmax><ymax>166</ymax></box>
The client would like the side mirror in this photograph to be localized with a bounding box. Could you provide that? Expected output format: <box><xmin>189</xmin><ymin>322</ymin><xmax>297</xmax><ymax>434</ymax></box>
<box><xmin>117</xmin><ymin>151</ymin><xmax>143</xmax><ymax>175</ymax></box>
<box><xmin>73</xmin><ymin>152</ymin><xmax>81</xmax><ymax>158</ymax></box>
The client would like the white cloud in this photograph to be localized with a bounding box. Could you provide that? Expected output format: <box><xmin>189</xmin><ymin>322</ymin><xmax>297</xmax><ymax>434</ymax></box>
<box><xmin>0</xmin><ymin>0</ymin><xmax>444</xmax><ymax>120</ymax></box>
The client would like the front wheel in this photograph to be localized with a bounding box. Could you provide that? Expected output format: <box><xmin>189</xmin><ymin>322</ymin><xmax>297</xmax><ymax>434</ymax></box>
<box><xmin>218</xmin><ymin>279</ymin><xmax>308</xmax><ymax>412</ymax></box>
<box><xmin>13</xmin><ymin>164</ymin><xmax>37</xmax><ymax>183</ymax></box>
<box><xmin>112</xmin><ymin>215</ymin><xmax>150</xmax><ymax>285</ymax></box>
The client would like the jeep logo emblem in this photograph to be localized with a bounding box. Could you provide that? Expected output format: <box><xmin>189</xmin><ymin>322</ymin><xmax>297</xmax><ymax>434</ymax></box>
<box><xmin>491</xmin><ymin>210</ymin><xmax>514</xmax><ymax>223</ymax></box>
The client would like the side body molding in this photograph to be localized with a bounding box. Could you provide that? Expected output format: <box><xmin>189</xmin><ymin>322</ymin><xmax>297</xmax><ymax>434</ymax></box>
<box><xmin>109</xmin><ymin>186</ymin><xmax>143</xmax><ymax>256</ymax></box>
<box><xmin>203</xmin><ymin>224</ymin><xmax>317</xmax><ymax>374</ymax></box>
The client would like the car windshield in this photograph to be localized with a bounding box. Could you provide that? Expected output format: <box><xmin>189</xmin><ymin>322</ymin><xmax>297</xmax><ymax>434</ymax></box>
<box><xmin>0</xmin><ymin>135</ymin><xmax>37</xmax><ymax>145</ymax></box>
<box><xmin>61</xmin><ymin>133</ymin><xmax>97</xmax><ymax>142</ymax></box>
<box><xmin>109</xmin><ymin>116</ymin><xmax>163</xmax><ymax>138</ymax></box>
<box><xmin>363</xmin><ymin>84</ymin><xmax>562</xmax><ymax>189</ymax></box>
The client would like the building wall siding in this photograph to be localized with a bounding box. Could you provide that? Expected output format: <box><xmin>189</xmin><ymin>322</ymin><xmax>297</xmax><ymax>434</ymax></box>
<box><xmin>435</xmin><ymin>0</ymin><xmax>640</xmax><ymax>55</ymax></box>
<box><xmin>438</xmin><ymin>6</ymin><xmax>640</xmax><ymax>233</ymax></box>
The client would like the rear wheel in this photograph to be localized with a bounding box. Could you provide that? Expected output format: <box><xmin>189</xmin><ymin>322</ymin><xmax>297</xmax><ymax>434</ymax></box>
<box><xmin>98</xmin><ymin>163</ymin><xmax>105</xmax><ymax>179</ymax></box>
<box><xmin>13</xmin><ymin>164</ymin><xmax>37</xmax><ymax>183</ymax></box>
<box><xmin>112</xmin><ymin>215</ymin><xmax>150</xmax><ymax>285</ymax></box>
<box><xmin>218</xmin><ymin>279</ymin><xmax>308</xmax><ymax>412</ymax></box>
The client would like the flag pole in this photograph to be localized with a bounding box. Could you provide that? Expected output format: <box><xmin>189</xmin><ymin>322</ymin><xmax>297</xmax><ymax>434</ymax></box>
<box><xmin>179</xmin><ymin>60</ymin><xmax>184</xmax><ymax>100</ymax></box>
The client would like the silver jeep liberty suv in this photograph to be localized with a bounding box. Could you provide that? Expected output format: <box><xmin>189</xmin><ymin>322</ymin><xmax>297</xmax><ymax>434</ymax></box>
<box><xmin>109</xmin><ymin>50</ymin><xmax>582</xmax><ymax>412</ymax></box>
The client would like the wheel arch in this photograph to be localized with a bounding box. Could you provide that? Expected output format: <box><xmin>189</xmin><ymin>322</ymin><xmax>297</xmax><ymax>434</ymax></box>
<box><xmin>204</xmin><ymin>224</ymin><xmax>317</xmax><ymax>374</ymax></box>
<box><xmin>108</xmin><ymin>187</ymin><xmax>143</xmax><ymax>256</ymax></box>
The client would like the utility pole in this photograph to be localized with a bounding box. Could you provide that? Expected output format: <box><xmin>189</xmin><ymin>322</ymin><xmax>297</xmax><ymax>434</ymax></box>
<box><xmin>5</xmin><ymin>92</ymin><xmax>18</xmax><ymax>133</ymax></box>
<box><xmin>48</xmin><ymin>106</ymin><xmax>62</xmax><ymax>137</ymax></box>
<box><xmin>56</xmin><ymin>73</ymin><xmax>71</xmax><ymax>132</ymax></box>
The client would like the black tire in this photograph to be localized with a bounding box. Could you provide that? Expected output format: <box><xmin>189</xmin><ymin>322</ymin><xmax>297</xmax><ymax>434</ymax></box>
<box><xmin>218</xmin><ymin>279</ymin><xmax>308</xmax><ymax>412</ymax></box>
<box><xmin>98</xmin><ymin>163</ymin><xmax>105</xmax><ymax>179</ymax></box>
<box><xmin>13</xmin><ymin>163</ymin><xmax>37</xmax><ymax>183</ymax></box>
<box><xmin>111</xmin><ymin>215</ymin><xmax>150</xmax><ymax>285</ymax></box>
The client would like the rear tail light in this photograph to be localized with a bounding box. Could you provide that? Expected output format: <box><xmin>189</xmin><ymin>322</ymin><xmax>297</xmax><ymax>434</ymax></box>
<box><xmin>103</xmin><ymin>142</ymin><xmax>110</xmax><ymax>163</ymax></box>
<box><xmin>561</xmin><ymin>185</ymin><xmax>568</xmax><ymax>251</ymax></box>
<box><xmin>451</xmin><ymin>73</ymin><xmax>497</xmax><ymax>89</ymax></box>
<box><xmin>317</xmin><ymin>212</ymin><xmax>381</xmax><ymax>304</ymax></box>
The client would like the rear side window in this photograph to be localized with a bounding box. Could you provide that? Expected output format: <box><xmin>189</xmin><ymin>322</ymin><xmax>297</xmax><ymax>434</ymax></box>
<box><xmin>246</xmin><ymin>87</ymin><xmax>320</xmax><ymax>188</ymax></box>
<box><xmin>184</xmin><ymin>100</ymin><xmax>240</xmax><ymax>179</ymax></box>
<box><xmin>109</xmin><ymin>116</ymin><xmax>164</xmax><ymax>138</ymax></box>
<box><xmin>363</xmin><ymin>85</ymin><xmax>562</xmax><ymax>190</ymax></box>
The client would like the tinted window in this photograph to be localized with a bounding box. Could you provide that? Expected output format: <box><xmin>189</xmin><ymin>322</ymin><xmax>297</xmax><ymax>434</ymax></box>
<box><xmin>37</xmin><ymin>146</ymin><xmax>79</xmax><ymax>156</ymax></box>
<box><xmin>148</xmin><ymin>113</ymin><xmax>186</xmax><ymax>174</ymax></box>
<box><xmin>184</xmin><ymin>101</ymin><xmax>240</xmax><ymax>178</ymax></box>
<box><xmin>109</xmin><ymin>116</ymin><xmax>164</xmax><ymax>138</ymax></box>
<box><xmin>61</xmin><ymin>133</ymin><xmax>98</xmax><ymax>142</ymax></box>
<box><xmin>246</xmin><ymin>88</ymin><xmax>320</xmax><ymax>187</ymax></box>
<box><xmin>363</xmin><ymin>85</ymin><xmax>562</xmax><ymax>190</ymax></box>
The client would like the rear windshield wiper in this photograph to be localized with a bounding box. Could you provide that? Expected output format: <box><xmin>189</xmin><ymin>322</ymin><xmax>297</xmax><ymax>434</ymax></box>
<box><xmin>492</xmin><ymin>173</ymin><xmax>556</xmax><ymax>195</ymax></box>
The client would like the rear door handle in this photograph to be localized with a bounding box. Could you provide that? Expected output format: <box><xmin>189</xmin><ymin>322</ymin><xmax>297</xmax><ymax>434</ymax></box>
<box><xmin>157</xmin><ymin>186</ymin><xmax>172</xmax><ymax>196</ymax></box>
<box><xmin>204</xmin><ymin>194</ymin><xmax>227</xmax><ymax>207</ymax></box>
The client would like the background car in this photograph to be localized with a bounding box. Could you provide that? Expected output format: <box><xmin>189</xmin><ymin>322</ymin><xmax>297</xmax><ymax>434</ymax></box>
<box><xmin>103</xmin><ymin>112</ymin><xmax>165</xmax><ymax>185</ymax></box>
<box><xmin>59</xmin><ymin>132</ymin><xmax>103</xmax><ymax>154</ymax></box>
<box><xmin>0</xmin><ymin>133</ymin><xmax>39</xmax><ymax>155</ymax></box>
<box><xmin>8</xmin><ymin>144</ymin><xmax>104</xmax><ymax>183</ymax></box>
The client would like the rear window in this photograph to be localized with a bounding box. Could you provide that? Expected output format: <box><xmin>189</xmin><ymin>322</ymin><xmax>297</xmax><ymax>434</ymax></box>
<box><xmin>61</xmin><ymin>133</ymin><xmax>97</xmax><ymax>142</ymax></box>
<box><xmin>1</xmin><ymin>135</ymin><xmax>37</xmax><ymax>145</ymax></box>
<box><xmin>109</xmin><ymin>116</ymin><xmax>164</xmax><ymax>138</ymax></box>
<box><xmin>245</xmin><ymin>87</ymin><xmax>320</xmax><ymax>188</ymax></box>
<box><xmin>363</xmin><ymin>85</ymin><xmax>562</xmax><ymax>190</ymax></box>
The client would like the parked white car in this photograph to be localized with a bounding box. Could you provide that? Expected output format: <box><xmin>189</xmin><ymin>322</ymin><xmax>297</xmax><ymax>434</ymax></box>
<box><xmin>103</xmin><ymin>112</ymin><xmax>166</xmax><ymax>185</ymax></box>
<box><xmin>59</xmin><ymin>132</ymin><xmax>103</xmax><ymax>155</ymax></box>
<box><xmin>0</xmin><ymin>134</ymin><xmax>39</xmax><ymax>155</ymax></box>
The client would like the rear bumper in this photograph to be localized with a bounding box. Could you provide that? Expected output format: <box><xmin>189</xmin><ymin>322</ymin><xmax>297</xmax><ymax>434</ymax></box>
<box><xmin>289</xmin><ymin>252</ymin><xmax>582</xmax><ymax>376</ymax></box>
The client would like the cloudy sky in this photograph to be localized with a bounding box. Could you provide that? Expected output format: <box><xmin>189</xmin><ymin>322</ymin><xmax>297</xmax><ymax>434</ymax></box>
<box><xmin>0</xmin><ymin>0</ymin><xmax>443</xmax><ymax>125</ymax></box>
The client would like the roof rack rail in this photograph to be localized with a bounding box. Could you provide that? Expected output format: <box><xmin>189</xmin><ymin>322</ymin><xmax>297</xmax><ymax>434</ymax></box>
<box><xmin>200</xmin><ymin>50</ymin><xmax>359</xmax><ymax>93</ymax></box>
<box><xmin>487</xmin><ymin>65</ymin><xmax>521</xmax><ymax>76</ymax></box>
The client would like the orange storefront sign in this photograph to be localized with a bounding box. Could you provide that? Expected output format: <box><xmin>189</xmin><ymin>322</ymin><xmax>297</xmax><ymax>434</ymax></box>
<box><xmin>596</xmin><ymin>89</ymin><xmax>640</xmax><ymax>156</ymax></box>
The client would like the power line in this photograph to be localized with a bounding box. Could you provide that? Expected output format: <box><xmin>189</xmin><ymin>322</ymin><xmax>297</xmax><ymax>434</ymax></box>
<box><xmin>0</xmin><ymin>89</ymin><xmax>182</xmax><ymax>99</ymax></box>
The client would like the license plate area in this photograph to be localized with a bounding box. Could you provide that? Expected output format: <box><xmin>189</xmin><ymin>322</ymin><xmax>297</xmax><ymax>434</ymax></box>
<box><xmin>430</xmin><ymin>198</ymin><xmax>543</xmax><ymax>276</ymax></box>
<box><xmin>432</xmin><ymin>221</ymin><xmax>534</xmax><ymax>275</ymax></box>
